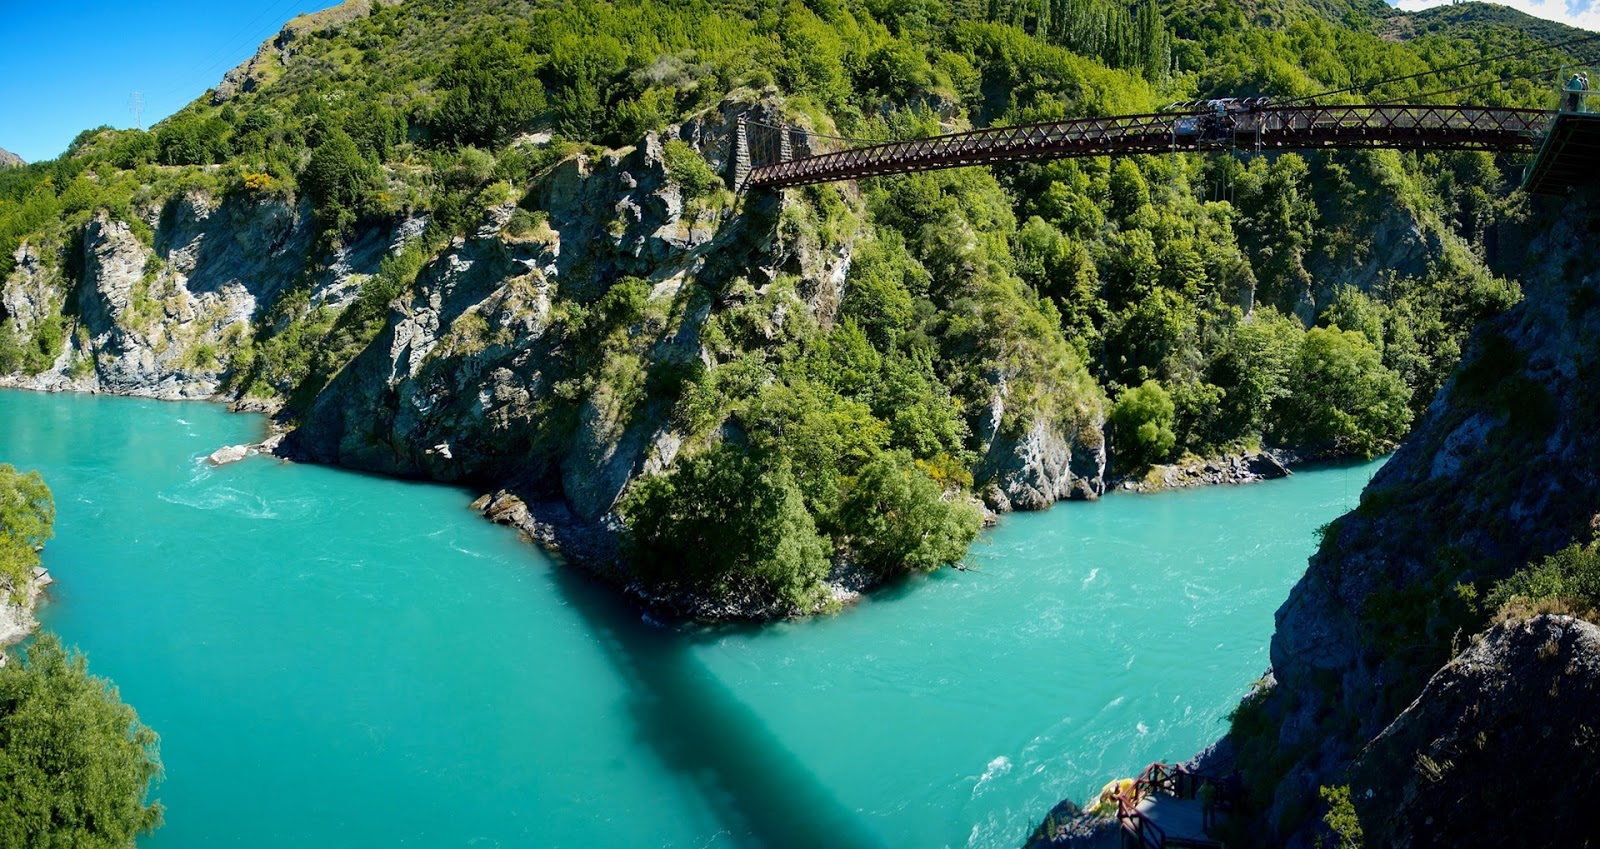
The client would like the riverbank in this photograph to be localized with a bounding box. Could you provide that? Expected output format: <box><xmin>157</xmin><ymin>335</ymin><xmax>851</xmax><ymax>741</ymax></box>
<box><xmin>0</xmin><ymin>567</ymin><xmax>51</xmax><ymax>660</ymax></box>
<box><xmin>1110</xmin><ymin>450</ymin><xmax>1293</xmax><ymax>493</ymax></box>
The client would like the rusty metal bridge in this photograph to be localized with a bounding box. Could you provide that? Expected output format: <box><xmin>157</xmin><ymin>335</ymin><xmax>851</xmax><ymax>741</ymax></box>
<box><xmin>736</xmin><ymin>104</ymin><xmax>1553</xmax><ymax>190</ymax></box>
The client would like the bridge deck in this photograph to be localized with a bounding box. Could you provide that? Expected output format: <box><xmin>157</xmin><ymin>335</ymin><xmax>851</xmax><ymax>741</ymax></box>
<box><xmin>746</xmin><ymin>105</ymin><xmax>1548</xmax><ymax>189</ymax></box>
<box><xmin>1524</xmin><ymin>111</ymin><xmax>1600</xmax><ymax>195</ymax></box>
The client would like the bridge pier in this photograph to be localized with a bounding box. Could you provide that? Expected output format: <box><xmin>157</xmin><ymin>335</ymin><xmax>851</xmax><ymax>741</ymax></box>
<box><xmin>732</xmin><ymin>116</ymin><xmax>751</xmax><ymax>187</ymax></box>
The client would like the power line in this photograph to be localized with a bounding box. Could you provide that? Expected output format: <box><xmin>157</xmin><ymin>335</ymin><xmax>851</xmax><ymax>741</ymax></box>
<box><xmin>1279</xmin><ymin>29</ymin><xmax>1600</xmax><ymax>105</ymax></box>
<box><xmin>128</xmin><ymin>92</ymin><xmax>145</xmax><ymax>130</ymax></box>
<box><xmin>149</xmin><ymin>0</ymin><xmax>305</xmax><ymax>102</ymax></box>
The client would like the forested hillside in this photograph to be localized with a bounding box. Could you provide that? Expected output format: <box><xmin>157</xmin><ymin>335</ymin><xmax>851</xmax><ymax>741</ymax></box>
<box><xmin>0</xmin><ymin>0</ymin><xmax>1585</xmax><ymax>617</ymax></box>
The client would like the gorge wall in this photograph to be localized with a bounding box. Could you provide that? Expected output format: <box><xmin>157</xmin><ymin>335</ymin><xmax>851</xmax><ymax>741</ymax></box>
<box><xmin>1225</xmin><ymin>188</ymin><xmax>1600</xmax><ymax>847</ymax></box>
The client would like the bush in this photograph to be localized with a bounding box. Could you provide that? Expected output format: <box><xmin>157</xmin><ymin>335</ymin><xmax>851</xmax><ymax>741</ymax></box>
<box><xmin>1278</xmin><ymin>327</ymin><xmax>1412</xmax><ymax>457</ymax></box>
<box><xmin>1109</xmin><ymin>379</ymin><xmax>1176</xmax><ymax>468</ymax></box>
<box><xmin>660</xmin><ymin>140</ymin><xmax>722</xmax><ymax>200</ymax></box>
<box><xmin>833</xmin><ymin>451</ymin><xmax>981</xmax><ymax>577</ymax></box>
<box><xmin>428</xmin><ymin>39</ymin><xmax>546</xmax><ymax>148</ymax></box>
<box><xmin>299</xmin><ymin>129</ymin><xmax>378</xmax><ymax>237</ymax></box>
<box><xmin>1488</xmin><ymin>542</ymin><xmax>1600</xmax><ymax>622</ymax></box>
<box><xmin>0</xmin><ymin>634</ymin><xmax>164</xmax><ymax>846</ymax></box>
<box><xmin>0</xmin><ymin>464</ymin><xmax>53</xmax><ymax>603</ymax></box>
<box><xmin>620</xmin><ymin>443</ymin><xmax>830</xmax><ymax>609</ymax></box>
<box><xmin>156</xmin><ymin>113</ymin><xmax>231</xmax><ymax>166</ymax></box>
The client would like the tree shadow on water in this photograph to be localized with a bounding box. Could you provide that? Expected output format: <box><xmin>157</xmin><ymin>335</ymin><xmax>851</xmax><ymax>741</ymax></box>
<box><xmin>543</xmin><ymin>563</ymin><xmax>887</xmax><ymax>849</ymax></box>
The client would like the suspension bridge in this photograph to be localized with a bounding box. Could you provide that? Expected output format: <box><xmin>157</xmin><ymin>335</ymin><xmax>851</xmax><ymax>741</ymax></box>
<box><xmin>733</xmin><ymin>100</ymin><xmax>1600</xmax><ymax>196</ymax></box>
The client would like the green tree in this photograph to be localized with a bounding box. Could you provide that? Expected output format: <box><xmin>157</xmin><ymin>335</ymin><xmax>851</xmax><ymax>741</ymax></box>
<box><xmin>620</xmin><ymin>443</ymin><xmax>830</xmax><ymax>608</ymax></box>
<box><xmin>1207</xmin><ymin>308</ymin><xmax>1304</xmax><ymax>444</ymax></box>
<box><xmin>1108</xmin><ymin>379</ymin><xmax>1176</xmax><ymax>468</ymax></box>
<box><xmin>1278</xmin><ymin>327</ymin><xmax>1412</xmax><ymax>456</ymax></box>
<box><xmin>0</xmin><ymin>465</ymin><xmax>53</xmax><ymax>604</ymax></box>
<box><xmin>0</xmin><ymin>634</ymin><xmax>164</xmax><ymax>847</ymax></box>
<box><xmin>428</xmin><ymin>39</ymin><xmax>546</xmax><ymax>148</ymax></box>
<box><xmin>834</xmin><ymin>451</ymin><xmax>981</xmax><ymax>577</ymax></box>
<box><xmin>155</xmin><ymin>113</ymin><xmax>231</xmax><ymax>166</ymax></box>
<box><xmin>299</xmin><ymin>129</ymin><xmax>378</xmax><ymax>237</ymax></box>
<box><xmin>660</xmin><ymin>140</ymin><xmax>723</xmax><ymax>200</ymax></box>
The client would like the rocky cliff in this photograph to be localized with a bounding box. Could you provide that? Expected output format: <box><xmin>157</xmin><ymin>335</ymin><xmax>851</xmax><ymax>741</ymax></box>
<box><xmin>0</xmin><ymin>148</ymin><xmax>21</xmax><ymax>170</ymax></box>
<box><xmin>2</xmin><ymin>190</ymin><xmax>386</xmax><ymax>398</ymax></box>
<box><xmin>1348</xmin><ymin>614</ymin><xmax>1600</xmax><ymax>847</ymax></box>
<box><xmin>0</xmin><ymin>569</ymin><xmax>51</xmax><ymax>661</ymax></box>
<box><xmin>1224</xmin><ymin>188</ymin><xmax>1600</xmax><ymax>845</ymax></box>
<box><xmin>2</xmin><ymin>95</ymin><xmax>1107</xmax><ymax>615</ymax></box>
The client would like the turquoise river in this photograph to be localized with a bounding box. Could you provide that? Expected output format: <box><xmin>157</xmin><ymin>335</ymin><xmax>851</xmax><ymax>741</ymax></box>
<box><xmin>0</xmin><ymin>389</ymin><xmax>1381</xmax><ymax>848</ymax></box>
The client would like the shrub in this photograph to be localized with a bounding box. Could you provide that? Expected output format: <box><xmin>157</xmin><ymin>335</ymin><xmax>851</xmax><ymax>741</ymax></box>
<box><xmin>428</xmin><ymin>39</ymin><xmax>546</xmax><ymax>148</ymax></box>
<box><xmin>833</xmin><ymin>450</ymin><xmax>981</xmax><ymax>577</ymax></box>
<box><xmin>156</xmin><ymin>113</ymin><xmax>231</xmax><ymax>166</ymax></box>
<box><xmin>0</xmin><ymin>634</ymin><xmax>164</xmax><ymax>846</ymax></box>
<box><xmin>299</xmin><ymin>129</ymin><xmax>378</xmax><ymax>237</ymax></box>
<box><xmin>1277</xmin><ymin>327</ymin><xmax>1412</xmax><ymax>457</ymax></box>
<box><xmin>1488</xmin><ymin>542</ymin><xmax>1600</xmax><ymax>623</ymax></box>
<box><xmin>660</xmin><ymin>140</ymin><xmax>722</xmax><ymax>200</ymax></box>
<box><xmin>0</xmin><ymin>464</ymin><xmax>53</xmax><ymax>603</ymax></box>
<box><xmin>620</xmin><ymin>443</ymin><xmax>830</xmax><ymax>609</ymax></box>
<box><xmin>1109</xmin><ymin>379</ymin><xmax>1176</xmax><ymax>468</ymax></box>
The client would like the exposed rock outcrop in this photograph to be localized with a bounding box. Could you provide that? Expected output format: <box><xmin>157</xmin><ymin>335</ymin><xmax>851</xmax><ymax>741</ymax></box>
<box><xmin>976</xmin><ymin>375</ymin><xmax>1107</xmax><ymax>512</ymax></box>
<box><xmin>980</xmin><ymin>416</ymin><xmax>1106</xmax><ymax>511</ymax></box>
<box><xmin>1</xmin><ymin>190</ymin><xmax>401</xmax><ymax>398</ymax></box>
<box><xmin>1231</xmin><ymin>189</ymin><xmax>1600</xmax><ymax>844</ymax></box>
<box><xmin>282</xmin><ymin>103</ymin><xmax>854</xmax><ymax>568</ymax></box>
<box><xmin>1113</xmin><ymin>451</ymin><xmax>1291</xmax><ymax>492</ymax></box>
<box><xmin>0</xmin><ymin>569</ymin><xmax>51</xmax><ymax>652</ymax></box>
<box><xmin>1348</xmin><ymin>614</ymin><xmax>1600</xmax><ymax>848</ymax></box>
<box><xmin>0</xmin><ymin>147</ymin><xmax>22</xmax><ymax>170</ymax></box>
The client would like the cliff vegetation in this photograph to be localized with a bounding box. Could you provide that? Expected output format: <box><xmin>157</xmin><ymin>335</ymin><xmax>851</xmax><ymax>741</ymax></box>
<box><xmin>0</xmin><ymin>466</ymin><xmax>163</xmax><ymax>848</ymax></box>
<box><xmin>0</xmin><ymin>0</ymin><xmax>1582</xmax><ymax>615</ymax></box>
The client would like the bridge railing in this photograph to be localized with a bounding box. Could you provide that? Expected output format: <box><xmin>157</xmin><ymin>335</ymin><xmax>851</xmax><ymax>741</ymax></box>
<box><xmin>747</xmin><ymin>105</ymin><xmax>1550</xmax><ymax>188</ymax></box>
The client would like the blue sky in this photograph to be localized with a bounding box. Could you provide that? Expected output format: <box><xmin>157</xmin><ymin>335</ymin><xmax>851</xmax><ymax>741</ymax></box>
<box><xmin>0</xmin><ymin>0</ymin><xmax>317</xmax><ymax>163</ymax></box>
<box><xmin>1</xmin><ymin>0</ymin><xmax>1596</xmax><ymax>164</ymax></box>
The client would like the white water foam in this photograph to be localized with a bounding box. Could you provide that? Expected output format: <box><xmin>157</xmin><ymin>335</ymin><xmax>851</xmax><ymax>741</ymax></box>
<box><xmin>972</xmin><ymin>755</ymin><xmax>1013</xmax><ymax>798</ymax></box>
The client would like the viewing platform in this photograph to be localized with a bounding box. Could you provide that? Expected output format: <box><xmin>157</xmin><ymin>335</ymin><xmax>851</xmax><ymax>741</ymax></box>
<box><xmin>1525</xmin><ymin>105</ymin><xmax>1600</xmax><ymax>195</ymax></box>
<box><xmin>1112</xmin><ymin>763</ymin><xmax>1238</xmax><ymax>849</ymax></box>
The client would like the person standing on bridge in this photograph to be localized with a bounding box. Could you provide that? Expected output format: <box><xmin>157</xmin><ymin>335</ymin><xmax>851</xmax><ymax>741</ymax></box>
<box><xmin>1568</xmin><ymin>73</ymin><xmax>1585</xmax><ymax>112</ymax></box>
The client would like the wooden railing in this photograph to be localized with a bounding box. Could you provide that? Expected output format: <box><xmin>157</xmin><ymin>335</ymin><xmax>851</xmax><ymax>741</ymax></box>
<box><xmin>1114</xmin><ymin>783</ymin><xmax>1167</xmax><ymax>849</ymax></box>
<box><xmin>1113</xmin><ymin>762</ymin><xmax>1242</xmax><ymax>849</ymax></box>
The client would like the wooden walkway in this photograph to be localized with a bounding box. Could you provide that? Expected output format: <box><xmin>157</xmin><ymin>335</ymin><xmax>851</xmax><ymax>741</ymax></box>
<box><xmin>1128</xmin><ymin>795</ymin><xmax>1219</xmax><ymax>848</ymax></box>
<box><xmin>1112</xmin><ymin>763</ymin><xmax>1237</xmax><ymax>849</ymax></box>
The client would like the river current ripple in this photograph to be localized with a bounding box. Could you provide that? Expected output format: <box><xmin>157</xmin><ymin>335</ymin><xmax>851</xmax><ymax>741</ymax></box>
<box><xmin>0</xmin><ymin>390</ymin><xmax>1380</xmax><ymax>848</ymax></box>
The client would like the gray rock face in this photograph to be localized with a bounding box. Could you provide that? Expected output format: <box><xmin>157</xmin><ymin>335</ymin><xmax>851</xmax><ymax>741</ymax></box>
<box><xmin>0</xmin><ymin>147</ymin><xmax>22</xmax><ymax>170</ymax></box>
<box><xmin>286</xmin><ymin>104</ymin><xmax>841</xmax><ymax>551</ymax></box>
<box><xmin>1242</xmin><ymin>189</ymin><xmax>1600</xmax><ymax>843</ymax></box>
<box><xmin>1350</xmin><ymin>615</ymin><xmax>1600</xmax><ymax>848</ymax></box>
<box><xmin>0</xmin><ymin>572</ymin><xmax>47</xmax><ymax>649</ymax></box>
<box><xmin>0</xmin><ymin>189</ymin><xmax>401</xmax><ymax>399</ymax></box>
<box><xmin>981</xmin><ymin>416</ymin><xmax>1106</xmax><ymax>511</ymax></box>
<box><xmin>1115</xmin><ymin>451</ymin><xmax>1291</xmax><ymax>492</ymax></box>
<box><xmin>976</xmin><ymin>376</ymin><xmax>1107</xmax><ymax>511</ymax></box>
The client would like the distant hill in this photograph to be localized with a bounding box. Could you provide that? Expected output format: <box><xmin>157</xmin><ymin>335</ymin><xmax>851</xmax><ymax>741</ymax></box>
<box><xmin>1386</xmin><ymin>0</ymin><xmax>1592</xmax><ymax>48</ymax></box>
<box><xmin>0</xmin><ymin>147</ymin><xmax>22</xmax><ymax>169</ymax></box>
